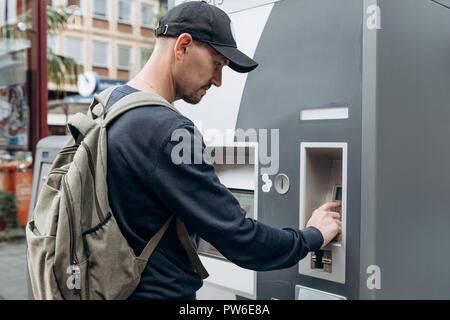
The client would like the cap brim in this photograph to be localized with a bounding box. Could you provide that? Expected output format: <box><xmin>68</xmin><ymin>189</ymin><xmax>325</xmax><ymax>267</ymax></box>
<box><xmin>209</xmin><ymin>44</ymin><xmax>258</xmax><ymax>73</ymax></box>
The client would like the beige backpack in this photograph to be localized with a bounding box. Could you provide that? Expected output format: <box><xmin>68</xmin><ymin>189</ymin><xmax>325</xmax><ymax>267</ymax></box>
<box><xmin>26</xmin><ymin>85</ymin><xmax>208</xmax><ymax>300</ymax></box>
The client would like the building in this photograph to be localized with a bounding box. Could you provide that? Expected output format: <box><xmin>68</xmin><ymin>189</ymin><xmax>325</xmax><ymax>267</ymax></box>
<box><xmin>49</xmin><ymin>0</ymin><xmax>163</xmax><ymax>82</ymax></box>
<box><xmin>47</xmin><ymin>0</ymin><xmax>165</xmax><ymax>131</ymax></box>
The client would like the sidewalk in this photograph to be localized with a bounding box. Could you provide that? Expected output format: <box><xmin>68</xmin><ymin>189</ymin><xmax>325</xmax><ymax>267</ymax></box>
<box><xmin>0</xmin><ymin>238</ymin><xmax>28</xmax><ymax>300</ymax></box>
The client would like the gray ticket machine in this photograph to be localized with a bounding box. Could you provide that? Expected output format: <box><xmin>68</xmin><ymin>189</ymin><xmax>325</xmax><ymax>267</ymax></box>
<box><xmin>169</xmin><ymin>0</ymin><xmax>450</xmax><ymax>300</ymax></box>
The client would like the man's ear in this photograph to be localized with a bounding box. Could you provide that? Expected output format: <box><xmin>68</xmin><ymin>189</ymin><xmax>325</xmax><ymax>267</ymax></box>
<box><xmin>174</xmin><ymin>33</ymin><xmax>194</xmax><ymax>61</ymax></box>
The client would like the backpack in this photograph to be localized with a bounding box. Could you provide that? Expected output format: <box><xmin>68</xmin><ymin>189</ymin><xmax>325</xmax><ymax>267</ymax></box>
<box><xmin>26</xmin><ymin>85</ymin><xmax>209</xmax><ymax>300</ymax></box>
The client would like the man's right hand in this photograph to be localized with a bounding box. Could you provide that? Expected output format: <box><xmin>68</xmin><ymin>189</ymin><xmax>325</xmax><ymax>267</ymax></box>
<box><xmin>306</xmin><ymin>202</ymin><xmax>342</xmax><ymax>249</ymax></box>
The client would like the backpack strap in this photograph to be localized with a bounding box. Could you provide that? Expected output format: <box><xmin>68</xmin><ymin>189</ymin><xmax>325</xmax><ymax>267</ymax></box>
<box><xmin>97</xmin><ymin>88</ymin><xmax>209</xmax><ymax>279</ymax></box>
<box><xmin>67</xmin><ymin>85</ymin><xmax>122</xmax><ymax>143</ymax></box>
<box><xmin>138</xmin><ymin>215</ymin><xmax>209</xmax><ymax>280</ymax></box>
<box><xmin>102</xmin><ymin>91</ymin><xmax>181</xmax><ymax>128</ymax></box>
<box><xmin>67</xmin><ymin>113</ymin><xmax>97</xmax><ymax>144</ymax></box>
<box><xmin>87</xmin><ymin>85</ymin><xmax>122</xmax><ymax>120</ymax></box>
<box><xmin>176</xmin><ymin>218</ymin><xmax>209</xmax><ymax>280</ymax></box>
<box><xmin>139</xmin><ymin>214</ymin><xmax>174</xmax><ymax>261</ymax></box>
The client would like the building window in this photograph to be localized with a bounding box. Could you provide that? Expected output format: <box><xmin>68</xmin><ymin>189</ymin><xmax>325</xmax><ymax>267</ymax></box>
<box><xmin>117</xmin><ymin>45</ymin><xmax>132</xmax><ymax>71</ymax></box>
<box><xmin>92</xmin><ymin>41</ymin><xmax>109</xmax><ymax>69</ymax></box>
<box><xmin>4</xmin><ymin>0</ymin><xmax>17</xmax><ymax>24</ymax></box>
<box><xmin>140</xmin><ymin>47</ymin><xmax>152</xmax><ymax>69</ymax></box>
<box><xmin>64</xmin><ymin>37</ymin><xmax>84</xmax><ymax>65</ymax></box>
<box><xmin>93</xmin><ymin>0</ymin><xmax>108</xmax><ymax>20</ymax></box>
<box><xmin>118</xmin><ymin>0</ymin><xmax>132</xmax><ymax>25</ymax></box>
<box><xmin>141</xmin><ymin>3</ymin><xmax>155</xmax><ymax>29</ymax></box>
<box><xmin>47</xmin><ymin>34</ymin><xmax>57</xmax><ymax>53</ymax></box>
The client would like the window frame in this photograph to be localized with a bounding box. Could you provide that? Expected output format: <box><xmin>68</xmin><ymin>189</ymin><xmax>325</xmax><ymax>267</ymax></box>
<box><xmin>92</xmin><ymin>40</ymin><xmax>110</xmax><ymax>69</ymax></box>
<box><xmin>117</xmin><ymin>0</ymin><xmax>133</xmax><ymax>25</ymax></box>
<box><xmin>140</xmin><ymin>47</ymin><xmax>151</xmax><ymax>69</ymax></box>
<box><xmin>140</xmin><ymin>2</ymin><xmax>156</xmax><ymax>29</ymax></box>
<box><xmin>47</xmin><ymin>34</ymin><xmax>58</xmax><ymax>53</ymax></box>
<box><xmin>92</xmin><ymin>0</ymin><xmax>109</xmax><ymax>21</ymax></box>
<box><xmin>64</xmin><ymin>36</ymin><xmax>85</xmax><ymax>65</ymax></box>
<box><xmin>117</xmin><ymin>44</ymin><xmax>133</xmax><ymax>71</ymax></box>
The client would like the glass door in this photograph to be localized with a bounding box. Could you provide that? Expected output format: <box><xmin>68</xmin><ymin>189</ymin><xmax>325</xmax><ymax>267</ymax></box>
<box><xmin>0</xmin><ymin>0</ymin><xmax>31</xmax><ymax>150</ymax></box>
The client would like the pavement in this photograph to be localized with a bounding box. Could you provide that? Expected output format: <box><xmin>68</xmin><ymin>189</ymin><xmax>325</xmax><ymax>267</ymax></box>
<box><xmin>0</xmin><ymin>238</ymin><xmax>29</xmax><ymax>300</ymax></box>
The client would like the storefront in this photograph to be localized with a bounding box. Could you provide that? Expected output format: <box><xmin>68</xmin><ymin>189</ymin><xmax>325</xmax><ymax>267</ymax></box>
<box><xmin>0</xmin><ymin>0</ymin><xmax>47</xmax><ymax>240</ymax></box>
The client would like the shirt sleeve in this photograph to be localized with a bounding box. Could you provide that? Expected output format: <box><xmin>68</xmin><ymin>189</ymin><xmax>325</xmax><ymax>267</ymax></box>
<box><xmin>148</xmin><ymin>121</ymin><xmax>324</xmax><ymax>271</ymax></box>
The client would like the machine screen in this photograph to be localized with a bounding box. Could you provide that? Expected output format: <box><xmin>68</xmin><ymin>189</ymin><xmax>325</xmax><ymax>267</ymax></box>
<box><xmin>335</xmin><ymin>186</ymin><xmax>342</xmax><ymax>201</ymax></box>
<box><xmin>198</xmin><ymin>189</ymin><xmax>254</xmax><ymax>260</ymax></box>
<box><xmin>232</xmin><ymin>189</ymin><xmax>254</xmax><ymax>220</ymax></box>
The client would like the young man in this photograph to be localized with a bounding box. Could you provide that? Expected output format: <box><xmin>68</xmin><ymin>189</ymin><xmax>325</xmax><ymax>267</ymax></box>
<box><xmin>106</xmin><ymin>1</ymin><xmax>341</xmax><ymax>299</ymax></box>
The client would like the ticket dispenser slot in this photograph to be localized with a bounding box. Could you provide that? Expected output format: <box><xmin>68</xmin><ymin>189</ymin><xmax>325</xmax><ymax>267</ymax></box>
<box><xmin>196</xmin><ymin>143</ymin><xmax>258</xmax><ymax>300</ymax></box>
<box><xmin>299</xmin><ymin>143</ymin><xmax>347</xmax><ymax>284</ymax></box>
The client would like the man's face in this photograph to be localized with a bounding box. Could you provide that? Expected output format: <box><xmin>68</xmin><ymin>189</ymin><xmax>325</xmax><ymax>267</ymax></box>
<box><xmin>175</xmin><ymin>40</ymin><xmax>229</xmax><ymax>104</ymax></box>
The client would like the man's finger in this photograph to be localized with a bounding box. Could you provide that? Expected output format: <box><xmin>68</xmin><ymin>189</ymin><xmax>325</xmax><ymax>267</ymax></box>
<box><xmin>329</xmin><ymin>211</ymin><xmax>341</xmax><ymax>220</ymax></box>
<box><xmin>320</xmin><ymin>201</ymin><xmax>341</xmax><ymax>211</ymax></box>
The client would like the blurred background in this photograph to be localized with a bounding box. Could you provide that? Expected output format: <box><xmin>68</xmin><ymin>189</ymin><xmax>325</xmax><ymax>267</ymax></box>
<box><xmin>0</xmin><ymin>0</ymin><xmax>167</xmax><ymax>300</ymax></box>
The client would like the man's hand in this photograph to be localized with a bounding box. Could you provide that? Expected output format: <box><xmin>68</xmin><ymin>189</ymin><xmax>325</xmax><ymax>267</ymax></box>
<box><xmin>306</xmin><ymin>202</ymin><xmax>342</xmax><ymax>249</ymax></box>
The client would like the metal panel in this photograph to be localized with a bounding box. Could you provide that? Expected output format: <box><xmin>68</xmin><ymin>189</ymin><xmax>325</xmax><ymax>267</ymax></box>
<box><xmin>236</xmin><ymin>0</ymin><xmax>363</xmax><ymax>300</ymax></box>
<box><xmin>295</xmin><ymin>285</ymin><xmax>346</xmax><ymax>300</ymax></box>
<box><xmin>373</xmin><ymin>0</ymin><xmax>450</xmax><ymax>299</ymax></box>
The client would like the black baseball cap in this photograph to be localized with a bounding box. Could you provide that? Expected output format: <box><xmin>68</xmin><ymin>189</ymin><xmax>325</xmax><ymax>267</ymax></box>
<box><xmin>154</xmin><ymin>1</ymin><xmax>258</xmax><ymax>73</ymax></box>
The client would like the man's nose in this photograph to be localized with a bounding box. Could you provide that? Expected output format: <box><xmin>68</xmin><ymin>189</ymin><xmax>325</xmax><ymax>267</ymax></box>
<box><xmin>211</xmin><ymin>68</ymin><xmax>223</xmax><ymax>87</ymax></box>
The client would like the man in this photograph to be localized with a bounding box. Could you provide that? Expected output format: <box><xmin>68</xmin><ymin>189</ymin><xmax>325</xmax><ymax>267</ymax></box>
<box><xmin>106</xmin><ymin>1</ymin><xmax>341</xmax><ymax>300</ymax></box>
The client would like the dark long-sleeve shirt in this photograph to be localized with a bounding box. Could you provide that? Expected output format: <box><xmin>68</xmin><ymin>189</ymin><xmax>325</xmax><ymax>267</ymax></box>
<box><xmin>105</xmin><ymin>85</ymin><xmax>324</xmax><ymax>300</ymax></box>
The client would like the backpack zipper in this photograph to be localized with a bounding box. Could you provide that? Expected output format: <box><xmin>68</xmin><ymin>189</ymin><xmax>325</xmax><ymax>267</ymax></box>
<box><xmin>81</xmin><ymin>142</ymin><xmax>105</xmax><ymax>222</ymax></box>
<box><xmin>62</xmin><ymin>175</ymin><xmax>78</xmax><ymax>266</ymax></box>
<box><xmin>49</xmin><ymin>168</ymin><xmax>68</xmax><ymax>175</ymax></box>
<box><xmin>60</xmin><ymin>145</ymin><xmax>79</xmax><ymax>154</ymax></box>
<box><xmin>62</xmin><ymin>175</ymin><xmax>82</xmax><ymax>298</ymax></box>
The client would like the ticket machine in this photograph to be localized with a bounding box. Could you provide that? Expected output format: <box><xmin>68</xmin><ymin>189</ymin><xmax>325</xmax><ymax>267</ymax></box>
<box><xmin>170</xmin><ymin>0</ymin><xmax>450</xmax><ymax>300</ymax></box>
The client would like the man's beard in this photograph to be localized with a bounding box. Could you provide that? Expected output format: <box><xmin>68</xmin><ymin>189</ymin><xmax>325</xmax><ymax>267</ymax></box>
<box><xmin>182</xmin><ymin>92</ymin><xmax>202</xmax><ymax>104</ymax></box>
<box><xmin>182</xmin><ymin>88</ymin><xmax>205</xmax><ymax>105</ymax></box>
